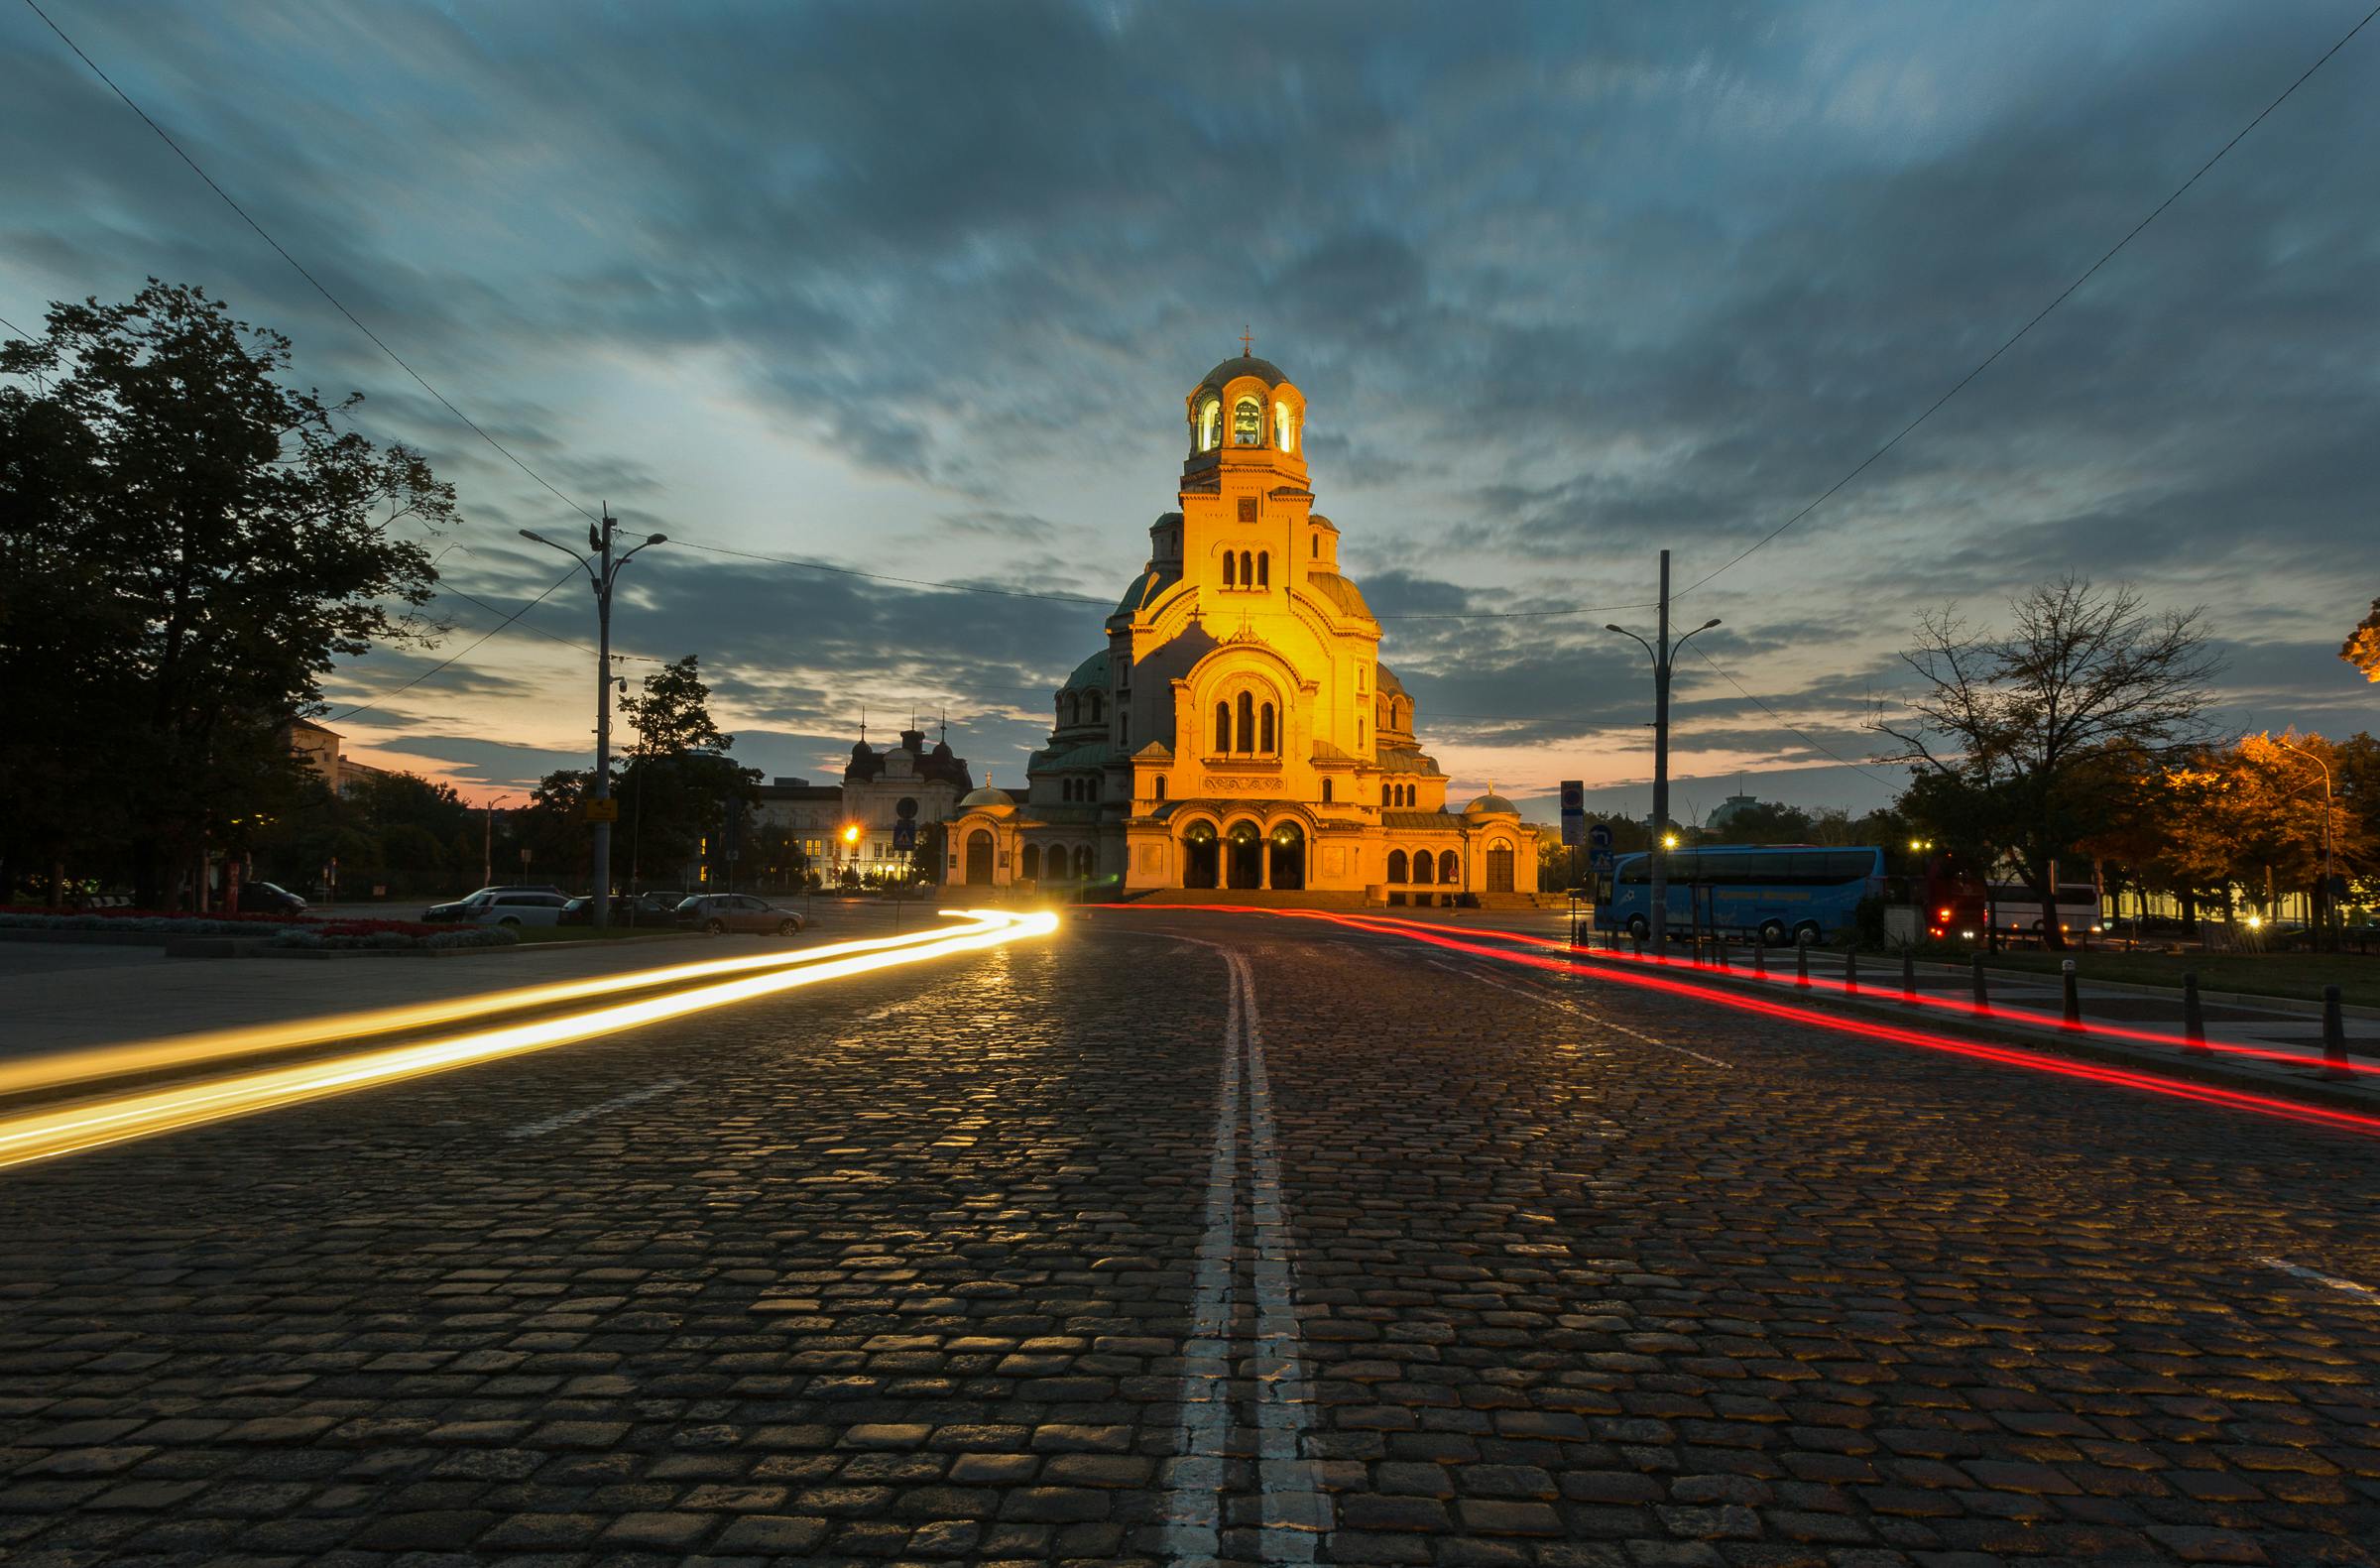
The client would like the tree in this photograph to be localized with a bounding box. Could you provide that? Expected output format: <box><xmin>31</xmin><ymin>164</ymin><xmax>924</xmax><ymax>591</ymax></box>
<box><xmin>1874</xmin><ymin>576</ymin><xmax>2220</xmax><ymax>949</ymax></box>
<box><xmin>2343</xmin><ymin>598</ymin><xmax>2380</xmax><ymax>683</ymax></box>
<box><xmin>1714</xmin><ymin>801</ymin><xmax>1814</xmax><ymax>843</ymax></box>
<box><xmin>0</xmin><ymin>283</ymin><xmax>450</xmax><ymax>905</ymax></box>
<box><xmin>617</xmin><ymin>656</ymin><xmax>757</xmax><ymax>890</ymax></box>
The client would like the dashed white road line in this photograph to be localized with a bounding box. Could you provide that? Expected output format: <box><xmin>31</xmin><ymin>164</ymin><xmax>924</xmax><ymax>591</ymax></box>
<box><xmin>1160</xmin><ymin>940</ymin><xmax>1328</xmax><ymax>1566</ymax></box>
<box><xmin>504</xmin><ymin>1077</ymin><xmax>685</xmax><ymax>1140</ymax></box>
<box><xmin>2257</xmin><ymin>1255</ymin><xmax>2380</xmax><ymax>1301</ymax></box>
<box><xmin>1427</xmin><ymin>957</ymin><xmax>1734</xmax><ymax>1069</ymax></box>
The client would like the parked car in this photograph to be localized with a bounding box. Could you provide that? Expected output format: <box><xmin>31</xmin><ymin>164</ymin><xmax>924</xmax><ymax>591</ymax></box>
<box><xmin>241</xmin><ymin>881</ymin><xmax>307</xmax><ymax>915</ymax></box>
<box><xmin>675</xmin><ymin>894</ymin><xmax>805</xmax><ymax>937</ymax></box>
<box><xmin>468</xmin><ymin>891</ymin><xmax>572</xmax><ymax>928</ymax></box>
<box><xmin>422</xmin><ymin>884</ymin><xmax>565</xmax><ymax>922</ymax></box>
<box><xmin>624</xmin><ymin>890</ymin><xmax>689</xmax><ymax>924</ymax></box>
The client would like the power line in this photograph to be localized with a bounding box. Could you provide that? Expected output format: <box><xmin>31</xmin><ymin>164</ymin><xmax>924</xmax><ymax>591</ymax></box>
<box><xmin>1687</xmin><ymin>643</ymin><xmax>1895</xmax><ymax>786</ymax></box>
<box><xmin>20</xmin><ymin>0</ymin><xmax>600</xmax><ymax>527</ymax></box>
<box><xmin>324</xmin><ymin>564</ymin><xmax>581</xmax><ymax>724</ymax></box>
<box><xmin>1674</xmin><ymin>0</ymin><xmax>2380</xmax><ymax>601</ymax></box>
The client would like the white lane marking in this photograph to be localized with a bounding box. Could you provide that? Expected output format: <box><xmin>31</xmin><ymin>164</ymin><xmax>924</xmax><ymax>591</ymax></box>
<box><xmin>1427</xmin><ymin>958</ymin><xmax>1734</xmax><ymax>1069</ymax></box>
<box><xmin>2257</xmin><ymin>1256</ymin><xmax>2380</xmax><ymax>1302</ymax></box>
<box><xmin>1158</xmin><ymin>946</ymin><xmax>1242</xmax><ymax>1566</ymax></box>
<box><xmin>1231</xmin><ymin>947</ymin><xmax>1328</xmax><ymax>1560</ymax></box>
<box><xmin>505</xmin><ymin>1077</ymin><xmax>685</xmax><ymax>1140</ymax></box>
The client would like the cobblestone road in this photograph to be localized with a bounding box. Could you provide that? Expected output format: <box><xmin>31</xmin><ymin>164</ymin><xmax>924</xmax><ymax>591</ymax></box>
<box><xmin>2</xmin><ymin>909</ymin><xmax>2376</xmax><ymax>1566</ymax></box>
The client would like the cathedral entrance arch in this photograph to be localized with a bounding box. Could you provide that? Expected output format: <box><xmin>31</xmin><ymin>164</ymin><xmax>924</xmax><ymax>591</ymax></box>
<box><xmin>1267</xmin><ymin>820</ymin><xmax>1306</xmax><ymax>891</ymax></box>
<box><xmin>1181</xmin><ymin>820</ymin><xmax>1220</xmax><ymax>889</ymax></box>
<box><xmin>1487</xmin><ymin>843</ymin><xmax>1515</xmax><ymax>893</ymax></box>
<box><xmin>963</xmin><ymin>829</ymin><xmax>994</xmax><ymax>886</ymax></box>
<box><xmin>1225</xmin><ymin>818</ymin><xmax>1263</xmax><ymax>890</ymax></box>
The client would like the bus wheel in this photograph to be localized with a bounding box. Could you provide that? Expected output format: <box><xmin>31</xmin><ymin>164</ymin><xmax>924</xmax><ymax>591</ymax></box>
<box><xmin>1792</xmin><ymin>920</ymin><xmax>1822</xmax><ymax>947</ymax></box>
<box><xmin>1627</xmin><ymin>915</ymin><xmax>1649</xmax><ymax>941</ymax></box>
<box><xmin>1758</xmin><ymin>919</ymin><xmax>1787</xmax><ymax>948</ymax></box>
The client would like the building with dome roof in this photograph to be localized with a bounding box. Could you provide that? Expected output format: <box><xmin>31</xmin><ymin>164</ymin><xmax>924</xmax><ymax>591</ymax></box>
<box><xmin>942</xmin><ymin>349</ymin><xmax>1532</xmax><ymax>901</ymax></box>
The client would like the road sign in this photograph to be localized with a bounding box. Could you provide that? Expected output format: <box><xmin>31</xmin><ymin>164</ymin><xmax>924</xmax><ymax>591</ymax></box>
<box><xmin>892</xmin><ymin>819</ymin><xmax>917</xmax><ymax>852</ymax></box>
<box><xmin>1559</xmin><ymin>780</ymin><xmax>1585</xmax><ymax>845</ymax></box>
<box><xmin>583</xmin><ymin>797</ymin><xmax>619</xmax><ymax>823</ymax></box>
<box><xmin>1589</xmin><ymin>848</ymin><xmax>1614</xmax><ymax>874</ymax></box>
<box><xmin>1588</xmin><ymin>821</ymin><xmax>1613</xmax><ymax>852</ymax></box>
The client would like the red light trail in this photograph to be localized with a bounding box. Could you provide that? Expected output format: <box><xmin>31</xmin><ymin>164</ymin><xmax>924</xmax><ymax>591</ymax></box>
<box><xmin>1088</xmin><ymin>905</ymin><xmax>2380</xmax><ymax>1139</ymax></box>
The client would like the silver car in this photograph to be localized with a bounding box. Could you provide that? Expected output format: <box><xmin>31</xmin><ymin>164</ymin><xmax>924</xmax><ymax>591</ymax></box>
<box><xmin>675</xmin><ymin>894</ymin><xmax>804</xmax><ymax>937</ymax></box>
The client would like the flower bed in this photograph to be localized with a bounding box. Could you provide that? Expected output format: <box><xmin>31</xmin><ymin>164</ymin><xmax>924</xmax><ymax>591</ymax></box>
<box><xmin>0</xmin><ymin>907</ymin><xmax>443</xmax><ymax>938</ymax></box>
<box><xmin>270</xmin><ymin>924</ymin><xmax>518</xmax><ymax>951</ymax></box>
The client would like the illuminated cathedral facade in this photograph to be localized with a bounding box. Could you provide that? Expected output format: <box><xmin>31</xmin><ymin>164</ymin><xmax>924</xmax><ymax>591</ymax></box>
<box><xmin>943</xmin><ymin>351</ymin><xmax>1533</xmax><ymax>900</ymax></box>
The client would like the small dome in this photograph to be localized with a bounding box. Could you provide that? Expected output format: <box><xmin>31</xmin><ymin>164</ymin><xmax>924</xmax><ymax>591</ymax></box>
<box><xmin>1464</xmin><ymin>792</ymin><xmax>1518</xmax><ymax>817</ymax></box>
<box><xmin>850</xmin><ymin>738</ymin><xmax>872</xmax><ymax>758</ymax></box>
<box><xmin>1062</xmin><ymin>650</ymin><xmax>1110</xmax><ymax>691</ymax></box>
<box><xmin>1195</xmin><ymin>355</ymin><xmax>1290</xmax><ymax>396</ymax></box>
<box><xmin>959</xmin><ymin>785</ymin><xmax>1015</xmax><ymax>809</ymax></box>
<box><xmin>930</xmin><ymin>739</ymin><xmax>954</xmax><ymax>759</ymax></box>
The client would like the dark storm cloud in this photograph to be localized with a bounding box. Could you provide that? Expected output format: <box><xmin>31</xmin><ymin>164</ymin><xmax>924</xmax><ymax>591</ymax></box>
<box><xmin>5</xmin><ymin>0</ymin><xmax>2374</xmax><ymax>803</ymax></box>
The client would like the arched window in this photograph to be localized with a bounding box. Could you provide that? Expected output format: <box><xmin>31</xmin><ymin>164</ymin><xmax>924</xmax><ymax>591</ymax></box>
<box><xmin>1312</xmin><ymin>534</ymin><xmax>1320</xmax><ymax>558</ymax></box>
<box><xmin>1021</xmin><ymin>844</ymin><xmax>1041</xmax><ymax>880</ymax></box>
<box><xmin>1236</xmin><ymin>691</ymin><xmax>1254</xmax><ymax>754</ymax></box>
<box><xmin>1387</xmin><ymin>849</ymin><xmax>1408</xmax><ymax>883</ymax></box>
<box><xmin>1274</xmin><ymin>401</ymin><xmax>1295</xmax><ymax>452</ymax></box>
<box><xmin>1321</xmin><ymin>779</ymin><xmax>1333</xmax><ymax>803</ymax></box>
<box><xmin>1087</xmin><ymin>692</ymin><xmax>1103</xmax><ymax>724</ymax></box>
<box><xmin>1240</xmin><ymin>549</ymin><xmax>1253</xmax><ymax>586</ymax></box>
<box><xmin>1153</xmin><ymin>776</ymin><xmax>1166</xmax><ymax>802</ymax></box>
<box><xmin>1119</xmin><ymin>713</ymin><xmax>1129</xmax><ymax>747</ymax></box>
<box><xmin>1214</xmin><ymin>701</ymin><xmax>1230</xmax><ymax>752</ymax></box>
<box><xmin>1198</xmin><ymin>398</ymin><xmax>1221</xmax><ymax>450</ymax></box>
<box><xmin>1256</xmin><ymin>552</ymin><xmax>1269</xmax><ymax>588</ymax></box>
<box><xmin>1412</xmin><ymin>852</ymin><xmax>1434</xmax><ymax>886</ymax></box>
<box><xmin>1439</xmin><ymin>849</ymin><xmax>1460</xmax><ymax>883</ymax></box>
<box><xmin>1233</xmin><ymin>396</ymin><xmax>1262</xmax><ymax>445</ymax></box>
<box><xmin>1063</xmin><ymin>694</ymin><xmax>1077</xmax><ymax>727</ymax></box>
<box><xmin>1258</xmin><ymin>702</ymin><xmax>1274</xmax><ymax>754</ymax></box>
<box><xmin>1223</xmin><ymin>551</ymin><xmax>1236</xmax><ymax>588</ymax></box>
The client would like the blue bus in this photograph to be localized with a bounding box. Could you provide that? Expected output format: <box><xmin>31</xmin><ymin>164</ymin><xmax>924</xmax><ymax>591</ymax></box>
<box><xmin>1594</xmin><ymin>844</ymin><xmax>1887</xmax><ymax>945</ymax></box>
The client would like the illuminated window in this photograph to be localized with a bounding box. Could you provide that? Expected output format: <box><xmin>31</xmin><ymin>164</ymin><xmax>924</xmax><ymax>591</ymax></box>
<box><xmin>1233</xmin><ymin>396</ymin><xmax>1262</xmax><ymax>444</ymax></box>
<box><xmin>1274</xmin><ymin>401</ymin><xmax>1295</xmax><ymax>451</ymax></box>
<box><xmin>1236</xmin><ymin>691</ymin><xmax>1254</xmax><ymax>754</ymax></box>
<box><xmin>1198</xmin><ymin>398</ymin><xmax>1221</xmax><ymax>450</ymax></box>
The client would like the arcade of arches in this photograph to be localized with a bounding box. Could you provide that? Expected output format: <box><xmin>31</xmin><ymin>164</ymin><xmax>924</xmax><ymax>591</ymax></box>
<box><xmin>942</xmin><ymin>349</ymin><xmax>1536</xmax><ymax>901</ymax></box>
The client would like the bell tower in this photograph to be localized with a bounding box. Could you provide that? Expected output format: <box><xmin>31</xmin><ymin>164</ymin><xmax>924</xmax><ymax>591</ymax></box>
<box><xmin>1179</xmin><ymin>341</ymin><xmax>1311</xmax><ymax>607</ymax></box>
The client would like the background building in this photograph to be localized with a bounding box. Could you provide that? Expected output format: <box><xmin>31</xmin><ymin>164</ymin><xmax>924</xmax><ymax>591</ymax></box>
<box><xmin>750</xmin><ymin>725</ymin><xmax>974</xmax><ymax>886</ymax></box>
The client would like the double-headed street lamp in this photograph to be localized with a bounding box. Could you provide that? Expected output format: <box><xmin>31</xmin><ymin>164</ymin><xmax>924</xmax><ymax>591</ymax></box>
<box><xmin>2272</xmin><ymin>735</ymin><xmax>2336</xmax><ymax>950</ymax></box>
<box><xmin>520</xmin><ymin>510</ymin><xmax>667</xmax><ymax>931</ymax></box>
<box><xmin>1605</xmin><ymin>547</ymin><xmax>1721</xmax><ymax>951</ymax></box>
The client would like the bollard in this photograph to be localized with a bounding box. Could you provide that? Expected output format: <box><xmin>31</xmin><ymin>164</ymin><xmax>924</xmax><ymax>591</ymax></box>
<box><xmin>1970</xmin><ymin>953</ymin><xmax>1989</xmax><ymax>1015</ymax></box>
<box><xmin>2061</xmin><ymin>959</ymin><xmax>2082</xmax><ymax>1029</ymax></box>
<box><xmin>1795</xmin><ymin>936</ymin><xmax>1811</xmax><ymax>988</ymax></box>
<box><xmin>1752</xmin><ymin>940</ymin><xmax>1767</xmax><ymax>979</ymax></box>
<box><xmin>1901</xmin><ymin>946</ymin><xmax>1917</xmax><ymax>1005</ymax></box>
<box><xmin>1844</xmin><ymin>949</ymin><xmax>1859</xmax><ymax>996</ymax></box>
<box><xmin>2323</xmin><ymin>985</ymin><xmax>2349</xmax><ymax>1080</ymax></box>
<box><xmin>2182</xmin><ymin>971</ymin><xmax>2208</xmax><ymax>1055</ymax></box>
<box><xmin>1715</xmin><ymin>938</ymin><xmax>1729</xmax><ymax>972</ymax></box>
<box><xmin>1632</xmin><ymin>928</ymin><xmax>1644</xmax><ymax>958</ymax></box>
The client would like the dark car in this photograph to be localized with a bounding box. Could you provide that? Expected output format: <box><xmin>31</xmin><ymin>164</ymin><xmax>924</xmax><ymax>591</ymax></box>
<box><xmin>623</xmin><ymin>890</ymin><xmax>689</xmax><ymax>924</ymax></box>
<box><xmin>241</xmin><ymin>881</ymin><xmax>307</xmax><ymax>915</ymax></box>
<box><xmin>675</xmin><ymin>894</ymin><xmax>804</xmax><ymax>937</ymax></box>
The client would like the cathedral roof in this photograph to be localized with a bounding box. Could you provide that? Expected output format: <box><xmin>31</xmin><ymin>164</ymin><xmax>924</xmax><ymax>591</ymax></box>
<box><xmin>1061</xmin><ymin>650</ymin><xmax>1110</xmax><ymax>691</ymax></box>
<box><xmin>1376</xmin><ymin>663</ymin><xmax>1408</xmax><ymax>698</ymax></box>
<box><xmin>1463</xmin><ymin>792</ymin><xmax>1519</xmax><ymax>817</ymax></box>
<box><xmin>958</xmin><ymin>784</ymin><xmax>1015</xmax><ymax>809</ymax></box>
<box><xmin>1381</xmin><ymin>809</ymin><xmax>1464</xmax><ymax>830</ymax></box>
<box><xmin>1195</xmin><ymin>354</ymin><xmax>1290</xmax><ymax>395</ymax></box>
<box><xmin>1306</xmin><ymin>571</ymin><xmax>1374</xmax><ymax>622</ymax></box>
<box><xmin>1113</xmin><ymin>566</ymin><xmax>1180</xmax><ymax>618</ymax></box>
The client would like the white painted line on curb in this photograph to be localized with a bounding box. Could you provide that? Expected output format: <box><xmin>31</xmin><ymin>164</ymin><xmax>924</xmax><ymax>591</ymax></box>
<box><xmin>505</xmin><ymin>1077</ymin><xmax>685</xmax><ymax>1140</ymax></box>
<box><xmin>1231</xmin><ymin>946</ymin><xmax>1329</xmax><ymax>1561</ymax></box>
<box><xmin>1427</xmin><ymin>958</ymin><xmax>1734</xmax><ymax>1069</ymax></box>
<box><xmin>2257</xmin><ymin>1255</ymin><xmax>2380</xmax><ymax>1302</ymax></box>
<box><xmin>1158</xmin><ymin>943</ymin><xmax>1242</xmax><ymax>1567</ymax></box>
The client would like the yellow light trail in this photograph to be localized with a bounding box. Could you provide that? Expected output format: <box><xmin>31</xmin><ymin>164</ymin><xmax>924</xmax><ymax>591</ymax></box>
<box><xmin>0</xmin><ymin>913</ymin><xmax>1042</xmax><ymax>1099</ymax></box>
<box><xmin>0</xmin><ymin>908</ymin><xmax>1057</xmax><ymax>1172</ymax></box>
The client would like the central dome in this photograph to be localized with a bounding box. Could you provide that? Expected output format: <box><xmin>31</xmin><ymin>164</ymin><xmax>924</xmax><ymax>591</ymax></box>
<box><xmin>1195</xmin><ymin>354</ymin><xmax>1289</xmax><ymax>394</ymax></box>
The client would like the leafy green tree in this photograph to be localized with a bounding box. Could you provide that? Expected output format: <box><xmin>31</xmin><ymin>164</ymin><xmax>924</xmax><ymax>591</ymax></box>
<box><xmin>1875</xmin><ymin>577</ymin><xmax>2219</xmax><ymax>950</ymax></box>
<box><xmin>0</xmin><ymin>282</ymin><xmax>450</xmax><ymax>905</ymax></box>
<box><xmin>617</xmin><ymin>656</ymin><xmax>757</xmax><ymax>891</ymax></box>
<box><xmin>2343</xmin><ymin>598</ymin><xmax>2380</xmax><ymax>683</ymax></box>
<box><xmin>1714</xmin><ymin>801</ymin><xmax>1814</xmax><ymax>843</ymax></box>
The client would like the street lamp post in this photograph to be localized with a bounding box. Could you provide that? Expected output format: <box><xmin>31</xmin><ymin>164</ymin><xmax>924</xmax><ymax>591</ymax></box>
<box><xmin>2274</xmin><ymin>736</ymin><xmax>2336</xmax><ymax>950</ymax></box>
<box><xmin>1606</xmin><ymin>548</ymin><xmax>1721</xmax><ymax>952</ymax></box>
<box><xmin>521</xmin><ymin>510</ymin><xmax>667</xmax><ymax>931</ymax></box>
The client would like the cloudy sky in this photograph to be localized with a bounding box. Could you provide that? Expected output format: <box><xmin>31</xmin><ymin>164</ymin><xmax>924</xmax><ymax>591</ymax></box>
<box><xmin>5</xmin><ymin>0</ymin><xmax>2376</xmax><ymax>822</ymax></box>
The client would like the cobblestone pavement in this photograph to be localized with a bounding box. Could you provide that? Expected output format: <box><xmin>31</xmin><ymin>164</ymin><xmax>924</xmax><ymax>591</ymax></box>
<box><xmin>1</xmin><ymin>908</ymin><xmax>2376</xmax><ymax>1566</ymax></box>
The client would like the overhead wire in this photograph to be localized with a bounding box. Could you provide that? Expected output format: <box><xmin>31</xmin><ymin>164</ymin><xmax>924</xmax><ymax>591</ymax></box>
<box><xmin>323</xmin><ymin>563</ymin><xmax>581</xmax><ymax>724</ymax></box>
<box><xmin>1687</xmin><ymin>643</ymin><xmax>1896</xmax><ymax>786</ymax></box>
<box><xmin>1671</xmin><ymin>0</ymin><xmax>2380</xmax><ymax>601</ymax></box>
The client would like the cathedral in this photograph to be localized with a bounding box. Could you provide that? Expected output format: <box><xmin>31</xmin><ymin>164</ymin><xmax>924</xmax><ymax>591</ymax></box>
<box><xmin>942</xmin><ymin>350</ymin><xmax>1534</xmax><ymax>902</ymax></box>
